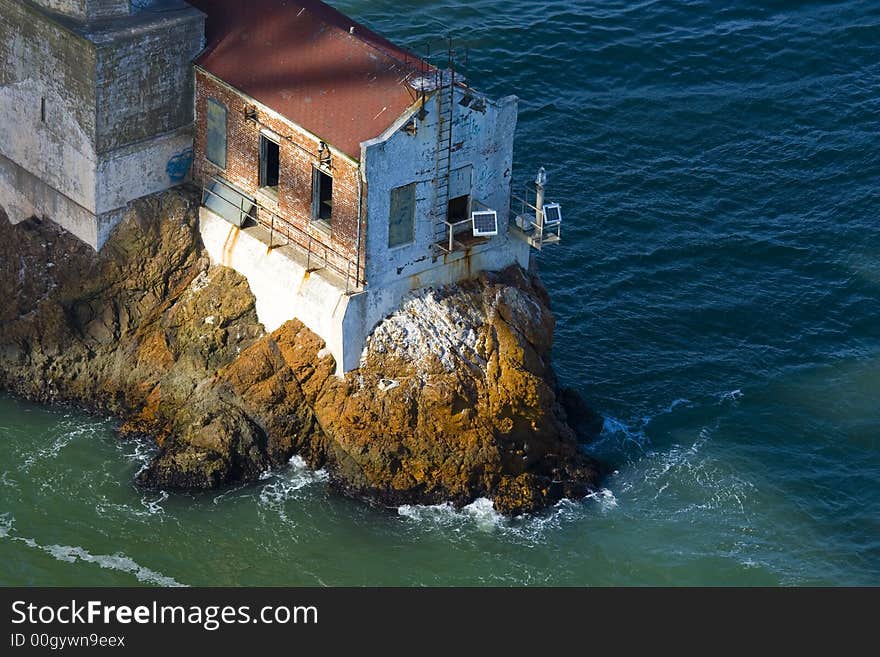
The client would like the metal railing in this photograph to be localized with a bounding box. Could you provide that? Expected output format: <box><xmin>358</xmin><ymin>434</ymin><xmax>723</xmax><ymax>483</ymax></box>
<box><xmin>510</xmin><ymin>188</ymin><xmax>562</xmax><ymax>249</ymax></box>
<box><xmin>437</xmin><ymin>218</ymin><xmax>472</xmax><ymax>253</ymax></box>
<box><xmin>435</xmin><ymin>199</ymin><xmax>495</xmax><ymax>254</ymax></box>
<box><xmin>202</xmin><ymin>177</ymin><xmax>363</xmax><ymax>292</ymax></box>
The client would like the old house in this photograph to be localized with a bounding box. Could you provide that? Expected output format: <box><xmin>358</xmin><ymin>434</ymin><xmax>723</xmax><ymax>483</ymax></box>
<box><xmin>189</xmin><ymin>0</ymin><xmax>539</xmax><ymax>373</ymax></box>
<box><xmin>1</xmin><ymin>0</ymin><xmax>561</xmax><ymax>374</ymax></box>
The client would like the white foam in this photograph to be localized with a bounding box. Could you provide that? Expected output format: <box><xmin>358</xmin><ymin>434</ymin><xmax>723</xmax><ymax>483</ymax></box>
<box><xmin>397</xmin><ymin>498</ymin><xmax>506</xmax><ymax>533</ymax></box>
<box><xmin>258</xmin><ymin>455</ymin><xmax>329</xmax><ymax>521</ymax></box>
<box><xmin>21</xmin><ymin>418</ymin><xmax>99</xmax><ymax>470</ymax></box>
<box><xmin>592</xmin><ymin>414</ymin><xmax>649</xmax><ymax>452</ymax></box>
<box><xmin>397</xmin><ymin>501</ymin><xmax>457</xmax><ymax>522</ymax></box>
<box><xmin>0</xmin><ymin>471</ymin><xmax>17</xmax><ymax>489</ymax></box>
<box><xmin>584</xmin><ymin>488</ymin><xmax>619</xmax><ymax>512</ymax></box>
<box><xmin>95</xmin><ymin>489</ymin><xmax>168</xmax><ymax>520</ymax></box>
<box><xmin>118</xmin><ymin>440</ymin><xmax>158</xmax><ymax>476</ymax></box>
<box><xmin>665</xmin><ymin>397</ymin><xmax>693</xmax><ymax>412</ymax></box>
<box><xmin>0</xmin><ymin>515</ymin><xmax>184</xmax><ymax>586</ymax></box>
<box><xmin>141</xmin><ymin>490</ymin><xmax>169</xmax><ymax>515</ymax></box>
<box><xmin>0</xmin><ymin>513</ymin><xmax>12</xmax><ymax>538</ymax></box>
<box><xmin>42</xmin><ymin>545</ymin><xmax>183</xmax><ymax>587</ymax></box>
<box><xmin>719</xmin><ymin>389</ymin><xmax>743</xmax><ymax>403</ymax></box>
<box><xmin>633</xmin><ymin>427</ymin><xmax>757</xmax><ymax>520</ymax></box>
<box><xmin>398</xmin><ymin>492</ymin><xmax>616</xmax><ymax>540</ymax></box>
<box><xmin>462</xmin><ymin>498</ymin><xmax>504</xmax><ymax>530</ymax></box>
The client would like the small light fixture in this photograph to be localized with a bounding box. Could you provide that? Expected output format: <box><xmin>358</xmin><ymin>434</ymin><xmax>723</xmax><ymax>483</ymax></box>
<box><xmin>535</xmin><ymin>166</ymin><xmax>547</xmax><ymax>187</ymax></box>
<box><xmin>318</xmin><ymin>141</ymin><xmax>332</xmax><ymax>170</ymax></box>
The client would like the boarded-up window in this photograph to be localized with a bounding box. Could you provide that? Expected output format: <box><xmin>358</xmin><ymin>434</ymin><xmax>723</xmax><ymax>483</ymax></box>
<box><xmin>206</xmin><ymin>98</ymin><xmax>227</xmax><ymax>168</ymax></box>
<box><xmin>388</xmin><ymin>183</ymin><xmax>416</xmax><ymax>247</ymax></box>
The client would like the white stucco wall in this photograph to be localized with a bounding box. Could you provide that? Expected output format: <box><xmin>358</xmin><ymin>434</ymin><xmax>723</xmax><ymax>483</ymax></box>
<box><xmin>362</xmin><ymin>88</ymin><xmax>519</xmax><ymax>288</ymax></box>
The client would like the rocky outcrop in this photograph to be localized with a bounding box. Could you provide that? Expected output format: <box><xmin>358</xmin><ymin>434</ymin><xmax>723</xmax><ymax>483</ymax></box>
<box><xmin>0</xmin><ymin>188</ymin><xmax>603</xmax><ymax>515</ymax></box>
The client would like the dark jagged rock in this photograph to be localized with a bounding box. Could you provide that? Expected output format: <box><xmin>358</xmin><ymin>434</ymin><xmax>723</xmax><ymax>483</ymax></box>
<box><xmin>0</xmin><ymin>188</ymin><xmax>603</xmax><ymax>515</ymax></box>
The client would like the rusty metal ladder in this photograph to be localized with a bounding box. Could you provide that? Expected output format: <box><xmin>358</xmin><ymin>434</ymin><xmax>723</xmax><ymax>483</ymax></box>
<box><xmin>432</xmin><ymin>59</ymin><xmax>456</xmax><ymax>251</ymax></box>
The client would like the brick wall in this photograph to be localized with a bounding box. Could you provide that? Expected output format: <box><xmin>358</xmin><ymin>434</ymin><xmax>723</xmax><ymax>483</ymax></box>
<box><xmin>193</xmin><ymin>69</ymin><xmax>365</xmax><ymax>286</ymax></box>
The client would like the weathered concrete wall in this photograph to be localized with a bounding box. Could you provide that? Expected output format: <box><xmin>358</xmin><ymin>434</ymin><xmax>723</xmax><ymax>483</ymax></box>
<box><xmin>94</xmin><ymin>12</ymin><xmax>204</xmax><ymax>153</ymax></box>
<box><xmin>0</xmin><ymin>153</ymin><xmax>102</xmax><ymax>246</ymax></box>
<box><xmin>0</xmin><ymin>0</ymin><xmax>204</xmax><ymax>249</ymax></box>
<box><xmin>194</xmin><ymin>69</ymin><xmax>364</xmax><ymax>280</ymax></box>
<box><xmin>87</xmin><ymin>0</ymin><xmax>130</xmax><ymax>17</ymax></box>
<box><xmin>362</xmin><ymin>88</ymin><xmax>519</xmax><ymax>289</ymax></box>
<box><xmin>29</xmin><ymin>0</ymin><xmax>88</xmax><ymax>18</ymax></box>
<box><xmin>30</xmin><ymin>0</ymin><xmax>131</xmax><ymax>19</ymax></box>
<box><xmin>325</xmin><ymin>86</ymin><xmax>527</xmax><ymax>370</ymax></box>
<box><xmin>96</xmin><ymin>125</ymin><xmax>194</xmax><ymax>214</ymax></box>
<box><xmin>0</xmin><ymin>0</ymin><xmax>98</xmax><ymax>214</ymax></box>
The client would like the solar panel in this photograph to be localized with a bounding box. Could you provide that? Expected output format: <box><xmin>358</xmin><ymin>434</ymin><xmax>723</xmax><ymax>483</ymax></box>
<box><xmin>471</xmin><ymin>210</ymin><xmax>498</xmax><ymax>237</ymax></box>
<box><xmin>542</xmin><ymin>203</ymin><xmax>562</xmax><ymax>226</ymax></box>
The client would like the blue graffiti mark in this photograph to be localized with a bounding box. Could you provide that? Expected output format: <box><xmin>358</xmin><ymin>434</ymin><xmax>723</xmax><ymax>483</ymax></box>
<box><xmin>166</xmin><ymin>148</ymin><xmax>193</xmax><ymax>183</ymax></box>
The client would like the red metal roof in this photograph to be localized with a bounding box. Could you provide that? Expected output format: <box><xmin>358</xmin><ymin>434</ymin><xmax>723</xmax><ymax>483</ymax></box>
<box><xmin>188</xmin><ymin>0</ymin><xmax>429</xmax><ymax>160</ymax></box>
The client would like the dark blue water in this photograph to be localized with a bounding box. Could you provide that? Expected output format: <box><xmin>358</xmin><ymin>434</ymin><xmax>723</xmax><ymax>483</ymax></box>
<box><xmin>1</xmin><ymin>0</ymin><xmax>878</xmax><ymax>585</ymax></box>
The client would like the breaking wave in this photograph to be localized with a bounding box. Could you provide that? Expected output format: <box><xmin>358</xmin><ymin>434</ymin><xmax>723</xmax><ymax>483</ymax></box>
<box><xmin>397</xmin><ymin>488</ymin><xmax>620</xmax><ymax>541</ymax></box>
<box><xmin>257</xmin><ymin>456</ymin><xmax>329</xmax><ymax>524</ymax></box>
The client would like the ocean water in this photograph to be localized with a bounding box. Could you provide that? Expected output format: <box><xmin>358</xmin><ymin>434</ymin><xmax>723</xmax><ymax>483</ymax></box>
<box><xmin>1</xmin><ymin>0</ymin><xmax>879</xmax><ymax>585</ymax></box>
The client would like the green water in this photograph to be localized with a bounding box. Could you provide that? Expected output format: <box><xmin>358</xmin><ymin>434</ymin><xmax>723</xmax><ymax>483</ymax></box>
<box><xmin>0</xmin><ymin>384</ymin><xmax>873</xmax><ymax>586</ymax></box>
<box><xmin>2</xmin><ymin>0</ymin><xmax>879</xmax><ymax>585</ymax></box>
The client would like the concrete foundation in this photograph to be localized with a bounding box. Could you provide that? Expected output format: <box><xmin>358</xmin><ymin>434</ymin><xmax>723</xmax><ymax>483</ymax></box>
<box><xmin>199</xmin><ymin>207</ymin><xmax>358</xmax><ymax>375</ymax></box>
<box><xmin>200</xmin><ymin>206</ymin><xmax>529</xmax><ymax>375</ymax></box>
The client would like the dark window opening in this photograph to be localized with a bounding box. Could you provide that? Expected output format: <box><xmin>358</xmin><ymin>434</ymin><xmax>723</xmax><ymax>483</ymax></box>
<box><xmin>259</xmin><ymin>134</ymin><xmax>280</xmax><ymax>190</ymax></box>
<box><xmin>40</xmin><ymin>97</ymin><xmax>46</xmax><ymax>123</ymax></box>
<box><xmin>447</xmin><ymin>194</ymin><xmax>469</xmax><ymax>223</ymax></box>
<box><xmin>312</xmin><ymin>168</ymin><xmax>333</xmax><ymax>223</ymax></box>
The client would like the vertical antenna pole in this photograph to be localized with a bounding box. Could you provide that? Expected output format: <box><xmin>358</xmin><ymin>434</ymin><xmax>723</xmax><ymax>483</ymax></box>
<box><xmin>535</xmin><ymin>167</ymin><xmax>547</xmax><ymax>238</ymax></box>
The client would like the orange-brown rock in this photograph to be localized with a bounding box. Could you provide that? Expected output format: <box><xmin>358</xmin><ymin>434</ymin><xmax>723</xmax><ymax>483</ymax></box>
<box><xmin>0</xmin><ymin>188</ymin><xmax>603</xmax><ymax>515</ymax></box>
